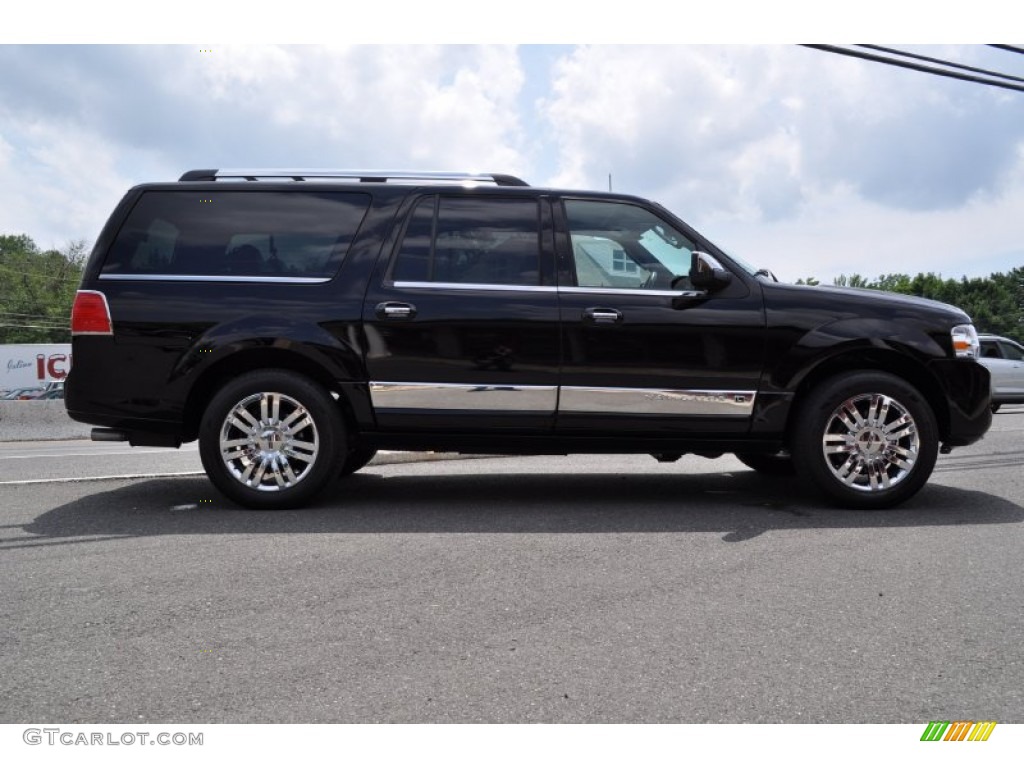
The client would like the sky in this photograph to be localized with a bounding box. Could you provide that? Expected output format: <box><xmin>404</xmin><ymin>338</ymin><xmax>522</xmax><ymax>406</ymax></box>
<box><xmin>2</xmin><ymin>4</ymin><xmax>1023</xmax><ymax>284</ymax></box>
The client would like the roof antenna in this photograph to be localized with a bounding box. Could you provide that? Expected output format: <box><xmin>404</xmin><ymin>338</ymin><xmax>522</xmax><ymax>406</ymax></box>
<box><xmin>608</xmin><ymin>173</ymin><xmax>613</xmax><ymax>192</ymax></box>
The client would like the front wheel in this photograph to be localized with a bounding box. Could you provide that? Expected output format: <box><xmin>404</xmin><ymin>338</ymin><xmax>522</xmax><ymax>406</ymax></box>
<box><xmin>340</xmin><ymin>446</ymin><xmax>378</xmax><ymax>477</ymax></box>
<box><xmin>199</xmin><ymin>370</ymin><xmax>346</xmax><ymax>509</ymax></box>
<box><xmin>735</xmin><ymin>451</ymin><xmax>796</xmax><ymax>475</ymax></box>
<box><xmin>791</xmin><ymin>372</ymin><xmax>939</xmax><ymax>509</ymax></box>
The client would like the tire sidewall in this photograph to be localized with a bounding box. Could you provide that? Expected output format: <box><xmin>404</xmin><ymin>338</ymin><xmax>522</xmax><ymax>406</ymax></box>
<box><xmin>339</xmin><ymin>446</ymin><xmax>378</xmax><ymax>477</ymax></box>
<box><xmin>792</xmin><ymin>372</ymin><xmax>939</xmax><ymax>509</ymax></box>
<box><xmin>735</xmin><ymin>452</ymin><xmax>796</xmax><ymax>476</ymax></box>
<box><xmin>199</xmin><ymin>370</ymin><xmax>345</xmax><ymax>509</ymax></box>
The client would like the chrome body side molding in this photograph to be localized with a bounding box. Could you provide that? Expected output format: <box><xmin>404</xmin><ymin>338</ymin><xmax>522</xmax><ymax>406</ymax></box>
<box><xmin>370</xmin><ymin>382</ymin><xmax>558</xmax><ymax>412</ymax></box>
<box><xmin>560</xmin><ymin>387</ymin><xmax>755</xmax><ymax>416</ymax></box>
<box><xmin>370</xmin><ymin>382</ymin><xmax>755</xmax><ymax>417</ymax></box>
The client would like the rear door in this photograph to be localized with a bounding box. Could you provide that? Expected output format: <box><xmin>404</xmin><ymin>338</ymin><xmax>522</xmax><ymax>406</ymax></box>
<box><xmin>361</xmin><ymin>192</ymin><xmax>561</xmax><ymax>432</ymax></box>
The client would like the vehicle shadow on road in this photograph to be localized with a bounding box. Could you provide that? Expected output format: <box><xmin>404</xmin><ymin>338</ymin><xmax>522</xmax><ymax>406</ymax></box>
<box><xmin>16</xmin><ymin>465</ymin><xmax>1024</xmax><ymax>548</ymax></box>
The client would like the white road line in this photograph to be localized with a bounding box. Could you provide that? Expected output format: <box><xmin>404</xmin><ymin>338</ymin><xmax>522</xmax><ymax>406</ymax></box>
<box><xmin>0</xmin><ymin>471</ymin><xmax>206</xmax><ymax>485</ymax></box>
<box><xmin>0</xmin><ymin>450</ymin><xmax>195</xmax><ymax>460</ymax></box>
<box><xmin>0</xmin><ymin>448</ymin><xmax>197</xmax><ymax>460</ymax></box>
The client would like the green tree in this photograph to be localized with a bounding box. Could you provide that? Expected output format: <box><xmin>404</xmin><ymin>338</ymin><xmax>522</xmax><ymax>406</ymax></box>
<box><xmin>833</xmin><ymin>273</ymin><xmax>871</xmax><ymax>288</ymax></box>
<box><xmin>821</xmin><ymin>267</ymin><xmax>1024</xmax><ymax>343</ymax></box>
<box><xmin>872</xmin><ymin>273</ymin><xmax>914</xmax><ymax>294</ymax></box>
<box><xmin>0</xmin><ymin>234</ymin><xmax>87</xmax><ymax>343</ymax></box>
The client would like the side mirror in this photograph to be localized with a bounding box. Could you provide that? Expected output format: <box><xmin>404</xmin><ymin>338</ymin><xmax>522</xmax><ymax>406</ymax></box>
<box><xmin>689</xmin><ymin>252</ymin><xmax>733</xmax><ymax>291</ymax></box>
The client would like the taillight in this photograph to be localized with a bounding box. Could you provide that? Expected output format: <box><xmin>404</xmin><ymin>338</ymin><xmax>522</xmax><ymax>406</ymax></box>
<box><xmin>71</xmin><ymin>290</ymin><xmax>113</xmax><ymax>335</ymax></box>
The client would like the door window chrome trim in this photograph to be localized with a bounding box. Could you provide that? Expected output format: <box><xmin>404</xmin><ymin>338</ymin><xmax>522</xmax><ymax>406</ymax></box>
<box><xmin>98</xmin><ymin>273</ymin><xmax>331</xmax><ymax>284</ymax></box>
<box><xmin>393</xmin><ymin>281</ymin><xmax>556</xmax><ymax>293</ymax></box>
<box><xmin>559</xmin><ymin>386</ymin><xmax>756</xmax><ymax>417</ymax></box>
<box><xmin>370</xmin><ymin>382</ymin><xmax>558</xmax><ymax>412</ymax></box>
<box><xmin>559</xmin><ymin>286</ymin><xmax>704</xmax><ymax>298</ymax></box>
<box><xmin>391</xmin><ymin>280</ymin><xmax>700</xmax><ymax>298</ymax></box>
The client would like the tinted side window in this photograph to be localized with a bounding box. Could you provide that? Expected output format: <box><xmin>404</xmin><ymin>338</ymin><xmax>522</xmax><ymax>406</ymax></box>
<box><xmin>564</xmin><ymin>199</ymin><xmax>696</xmax><ymax>291</ymax></box>
<box><xmin>392</xmin><ymin>196</ymin><xmax>541</xmax><ymax>286</ymax></box>
<box><xmin>999</xmin><ymin>340</ymin><xmax>1024</xmax><ymax>361</ymax></box>
<box><xmin>392</xmin><ymin>197</ymin><xmax>436</xmax><ymax>283</ymax></box>
<box><xmin>101</xmin><ymin>191</ymin><xmax>371</xmax><ymax>279</ymax></box>
<box><xmin>980</xmin><ymin>340</ymin><xmax>1003</xmax><ymax>359</ymax></box>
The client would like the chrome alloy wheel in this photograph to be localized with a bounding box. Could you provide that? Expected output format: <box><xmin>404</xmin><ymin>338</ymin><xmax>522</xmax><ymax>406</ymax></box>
<box><xmin>820</xmin><ymin>393</ymin><xmax>920</xmax><ymax>493</ymax></box>
<box><xmin>218</xmin><ymin>391</ymin><xmax>319</xmax><ymax>492</ymax></box>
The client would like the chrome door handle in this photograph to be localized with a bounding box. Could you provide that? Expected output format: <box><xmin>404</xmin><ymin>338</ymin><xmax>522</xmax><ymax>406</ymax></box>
<box><xmin>376</xmin><ymin>301</ymin><xmax>417</xmax><ymax>320</ymax></box>
<box><xmin>583</xmin><ymin>307</ymin><xmax>623</xmax><ymax>324</ymax></box>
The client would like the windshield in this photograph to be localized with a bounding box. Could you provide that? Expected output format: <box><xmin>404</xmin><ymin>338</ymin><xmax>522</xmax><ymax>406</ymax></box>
<box><xmin>709</xmin><ymin>239</ymin><xmax>759</xmax><ymax>277</ymax></box>
<box><xmin>650</xmin><ymin>201</ymin><xmax>761</xmax><ymax>278</ymax></box>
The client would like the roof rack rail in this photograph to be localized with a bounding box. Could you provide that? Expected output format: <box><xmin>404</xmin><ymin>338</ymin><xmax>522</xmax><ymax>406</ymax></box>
<box><xmin>178</xmin><ymin>169</ymin><xmax>530</xmax><ymax>187</ymax></box>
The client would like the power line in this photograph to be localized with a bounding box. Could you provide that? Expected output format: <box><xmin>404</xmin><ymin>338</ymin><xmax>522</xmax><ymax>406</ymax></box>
<box><xmin>0</xmin><ymin>323</ymin><xmax>70</xmax><ymax>330</ymax></box>
<box><xmin>0</xmin><ymin>322</ymin><xmax>70</xmax><ymax>329</ymax></box>
<box><xmin>0</xmin><ymin>265</ymin><xmax>82</xmax><ymax>282</ymax></box>
<box><xmin>0</xmin><ymin>313</ymin><xmax>70</xmax><ymax>323</ymax></box>
<box><xmin>802</xmin><ymin>45</ymin><xmax>1024</xmax><ymax>93</ymax></box>
<box><xmin>0</xmin><ymin>311</ymin><xmax>69</xmax><ymax>318</ymax></box>
<box><xmin>857</xmin><ymin>44</ymin><xmax>1024</xmax><ymax>84</ymax></box>
<box><xmin>989</xmin><ymin>44</ymin><xmax>1024</xmax><ymax>55</ymax></box>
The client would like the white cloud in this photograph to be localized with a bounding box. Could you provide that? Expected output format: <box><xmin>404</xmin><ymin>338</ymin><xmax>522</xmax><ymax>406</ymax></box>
<box><xmin>0</xmin><ymin>43</ymin><xmax>1021</xmax><ymax>284</ymax></box>
<box><xmin>709</xmin><ymin>181</ymin><xmax>1024</xmax><ymax>283</ymax></box>
<box><xmin>0</xmin><ymin>45</ymin><xmax>531</xmax><ymax>246</ymax></box>
<box><xmin>0</xmin><ymin>120</ymin><xmax>142</xmax><ymax>249</ymax></box>
<box><xmin>539</xmin><ymin>44</ymin><xmax>1024</xmax><ymax>281</ymax></box>
<box><xmin>171</xmin><ymin>45</ymin><xmax>529</xmax><ymax>171</ymax></box>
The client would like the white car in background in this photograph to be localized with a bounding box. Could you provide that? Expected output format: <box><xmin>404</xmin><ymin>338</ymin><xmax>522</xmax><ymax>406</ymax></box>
<box><xmin>978</xmin><ymin>334</ymin><xmax>1024</xmax><ymax>412</ymax></box>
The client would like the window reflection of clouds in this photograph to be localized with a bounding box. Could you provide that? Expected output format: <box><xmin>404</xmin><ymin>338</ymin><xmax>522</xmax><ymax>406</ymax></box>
<box><xmin>103</xmin><ymin>191</ymin><xmax>370</xmax><ymax>278</ymax></box>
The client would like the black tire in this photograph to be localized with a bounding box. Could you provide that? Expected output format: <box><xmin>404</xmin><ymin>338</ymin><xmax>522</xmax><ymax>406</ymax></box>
<box><xmin>198</xmin><ymin>369</ymin><xmax>346</xmax><ymax>509</ymax></box>
<box><xmin>735</xmin><ymin>451</ymin><xmax>796</xmax><ymax>475</ymax></box>
<box><xmin>339</xmin><ymin>446</ymin><xmax>377</xmax><ymax>477</ymax></box>
<box><xmin>791</xmin><ymin>371</ymin><xmax>939</xmax><ymax>509</ymax></box>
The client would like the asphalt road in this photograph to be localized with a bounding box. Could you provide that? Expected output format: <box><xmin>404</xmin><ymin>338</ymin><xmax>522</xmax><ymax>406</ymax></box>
<box><xmin>1</xmin><ymin>410</ymin><xmax>1022</xmax><ymax>723</ymax></box>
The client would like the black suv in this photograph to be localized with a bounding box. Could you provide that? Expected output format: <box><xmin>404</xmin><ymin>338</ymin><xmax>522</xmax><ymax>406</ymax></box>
<box><xmin>66</xmin><ymin>169</ymin><xmax>992</xmax><ymax>509</ymax></box>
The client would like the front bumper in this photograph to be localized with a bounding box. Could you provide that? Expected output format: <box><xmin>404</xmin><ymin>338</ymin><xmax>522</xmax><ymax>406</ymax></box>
<box><xmin>929</xmin><ymin>359</ymin><xmax>991</xmax><ymax>446</ymax></box>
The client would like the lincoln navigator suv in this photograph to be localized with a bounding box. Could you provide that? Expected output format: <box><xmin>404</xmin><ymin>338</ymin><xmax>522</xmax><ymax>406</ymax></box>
<box><xmin>66</xmin><ymin>170</ymin><xmax>992</xmax><ymax>509</ymax></box>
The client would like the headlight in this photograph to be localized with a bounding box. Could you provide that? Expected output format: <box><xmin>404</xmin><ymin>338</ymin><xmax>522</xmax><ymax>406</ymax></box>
<box><xmin>951</xmin><ymin>324</ymin><xmax>980</xmax><ymax>358</ymax></box>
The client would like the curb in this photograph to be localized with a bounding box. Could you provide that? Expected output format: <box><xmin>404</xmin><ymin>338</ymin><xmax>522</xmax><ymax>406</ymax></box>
<box><xmin>367</xmin><ymin>451</ymin><xmax>501</xmax><ymax>466</ymax></box>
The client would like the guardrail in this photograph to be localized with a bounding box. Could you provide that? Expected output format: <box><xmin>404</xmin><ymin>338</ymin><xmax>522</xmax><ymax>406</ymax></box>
<box><xmin>0</xmin><ymin>402</ymin><xmax>89</xmax><ymax>441</ymax></box>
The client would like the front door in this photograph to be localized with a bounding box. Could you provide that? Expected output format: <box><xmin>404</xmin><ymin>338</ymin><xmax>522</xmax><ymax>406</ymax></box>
<box><xmin>554</xmin><ymin>197</ymin><xmax>766</xmax><ymax>435</ymax></box>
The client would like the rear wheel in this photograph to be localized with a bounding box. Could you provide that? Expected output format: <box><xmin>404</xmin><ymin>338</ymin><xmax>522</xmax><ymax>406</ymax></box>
<box><xmin>791</xmin><ymin>372</ymin><xmax>939</xmax><ymax>509</ymax></box>
<box><xmin>199</xmin><ymin>370</ymin><xmax>345</xmax><ymax>509</ymax></box>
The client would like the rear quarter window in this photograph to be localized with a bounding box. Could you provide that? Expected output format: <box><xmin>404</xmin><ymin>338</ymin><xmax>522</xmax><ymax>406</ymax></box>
<box><xmin>100</xmin><ymin>191</ymin><xmax>371</xmax><ymax>280</ymax></box>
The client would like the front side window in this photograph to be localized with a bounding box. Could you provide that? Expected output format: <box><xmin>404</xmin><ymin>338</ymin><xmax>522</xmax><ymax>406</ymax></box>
<box><xmin>102</xmin><ymin>191</ymin><xmax>371</xmax><ymax>279</ymax></box>
<box><xmin>392</xmin><ymin>196</ymin><xmax>541</xmax><ymax>286</ymax></box>
<box><xmin>564</xmin><ymin>199</ymin><xmax>696</xmax><ymax>291</ymax></box>
<box><xmin>981</xmin><ymin>340</ymin><xmax>1003</xmax><ymax>359</ymax></box>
